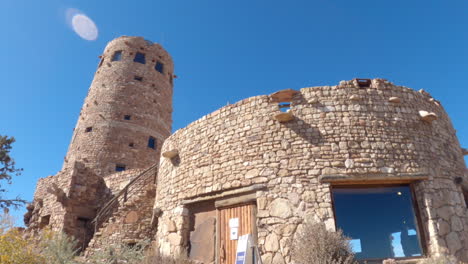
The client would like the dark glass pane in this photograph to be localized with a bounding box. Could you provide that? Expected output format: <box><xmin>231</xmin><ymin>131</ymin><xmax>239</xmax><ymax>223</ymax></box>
<box><xmin>155</xmin><ymin>61</ymin><xmax>164</xmax><ymax>73</ymax></box>
<box><xmin>148</xmin><ymin>136</ymin><xmax>156</xmax><ymax>149</ymax></box>
<box><xmin>112</xmin><ymin>51</ymin><xmax>122</xmax><ymax>61</ymax></box>
<box><xmin>134</xmin><ymin>52</ymin><xmax>146</xmax><ymax>64</ymax></box>
<box><xmin>115</xmin><ymin>165</ymin><xmax>126</xmax><ymax>172</ymax></box>
<box><xmin>332</xmin><ymin>186</ymin><xmax>422</xmax><ymax>260</ymax></box>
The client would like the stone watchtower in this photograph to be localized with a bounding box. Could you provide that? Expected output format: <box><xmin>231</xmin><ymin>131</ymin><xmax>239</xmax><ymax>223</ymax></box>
<box><xmin>63</xmin><ymin>36</ymin><xmax>174</xmax><ymax>177</ymax></box>
<box><xmin>25</xmin><ymin>36</ymin><xmax>174</xmax><ymax>249</ymax></box>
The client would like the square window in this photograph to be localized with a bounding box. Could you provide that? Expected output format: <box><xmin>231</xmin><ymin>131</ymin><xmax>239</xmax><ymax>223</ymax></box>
<box><xmin>115</xmin><ymin>164</ymin><xmax>126</xmax><ymax>172</ymax></box>
<box><xmin>124</xmin><ymin>115</ymin><xmax>131</xmax><ymax>120</ymax></box>
<box><xmin>85</xmin><ymin>127</ymin><xmax>92</xmax><ymax>133</ymax></box>
<box><xmin>112</xmin><ymin>51</ymin><xmax>122</xmax><ymax>61</ymax></box>
<box><xmin>148</xmin><ymin>136</ymin><xmax>156</xmax><ymax>149</ymax></box>
<box><xmin>134</xmin><ymin>52</ymin><xmax>146</xmax><ymax>64</ymax></box>
<box><xmin>155</xmin><ymin>61</ymin><xmax>164</xmax><ymax>73</ymax></box>
<box><xmin>332</xmin><ymin>185</ymin><xmax>423</xmax><ymax>260</ymax></box>
<box><xmin>134</xmin><ymin>76</ymin><xmax>143</xmax><ymax>82</ymax></box>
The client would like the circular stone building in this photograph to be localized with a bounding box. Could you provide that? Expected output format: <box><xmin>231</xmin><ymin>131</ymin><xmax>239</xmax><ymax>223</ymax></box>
<box><xmin>154</xmin><ymin>78</ymin><xmax>468</xmax><ymax>263</ymax></box>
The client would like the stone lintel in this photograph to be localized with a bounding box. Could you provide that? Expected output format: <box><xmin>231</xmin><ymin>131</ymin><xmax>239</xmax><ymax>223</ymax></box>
<box><xmin>181</xmin><ymin>184</ymin><xmax>266</xmax><ymax>205</ymax></box>
<box><xmin>269</xmin><ymin>89</ymin><xmax>299</xmax><ymax>103</ymax></box>
<box><xmin>319</xmin><ymin>172</ymin><xmax>428</xmax><ymax>185</ymax></box>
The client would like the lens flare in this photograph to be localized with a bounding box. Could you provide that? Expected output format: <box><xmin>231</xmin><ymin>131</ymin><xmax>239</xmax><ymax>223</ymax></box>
<box><xmin>66</xmin><ymin>8</ymin><xmax>98</xmax><ymax>41</ymax></box>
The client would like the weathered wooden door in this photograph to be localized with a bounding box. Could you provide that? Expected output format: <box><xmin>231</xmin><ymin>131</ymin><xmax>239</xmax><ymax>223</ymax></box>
<box><xmin>217</xmin><ymin>203</ymin><xmax>256</xmax><ymax>264</ymax></box>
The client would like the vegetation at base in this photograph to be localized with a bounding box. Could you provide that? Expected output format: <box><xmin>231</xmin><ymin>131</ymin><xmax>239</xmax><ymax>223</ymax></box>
<box><xmin>292</xmin><ymin>221</ymin><xmax>357</xmax><ymax>264</ymax></box>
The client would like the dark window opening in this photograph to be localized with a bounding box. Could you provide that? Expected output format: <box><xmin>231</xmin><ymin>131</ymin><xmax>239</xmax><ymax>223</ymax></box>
<box><xmin>332</xmin><ymin>185</ymin><xmax>423</xmax><ymax>260</ymax></box>
<box><xmin>148</xmin><ymin>136</ymin><xmax>156</xmax><ymax>149</ymax></box>
<box><xmin>134</xmin><ymin>76</ymin><xmax>143</xmax><ymax>81</ymax></box>
<box><xmin>115</xmin><ymin>164</ymin><xmax>126</xmax><ymax>172</ymax></box>
<box><xmin>112</xmin><ymin>51</ymin><xmax>122</xmax><ymax>61</ymax></box>
<box><xmin>134</xmin><ymin>52</ymin><xmax>146</xmax><ymax>64</ymax></box>
<box><xmin>155</xmin><ymin>61</ymin><xmax>164</xmax><ymax>73</ymax></box>
<box><xmin>85</xmin><ymin>127</ymin><xmax>93</xmax><ymax>133</ymax></box>
<box><xmin>356</xmin><ymin>78</ymin><xmax>371</xmax><ymax>88</ymax></box>
<box><xmin>129</xmin><ymin>142</ymin><xmax>134</xmax><ymax>147</ymax></box>
<box><xmin>124</xmin><ymin>115</ymin><xmax>131</xmax><ymax>120</ymax></box>
<box><xmin>77</xmin><ymin>217</ymin><xmax>90</xmax><ymax>227</ymax></box>
<box><xmin>39</xmin><ymin>215</ymin><xmax>50</xmax><ymax>229</ymax></box>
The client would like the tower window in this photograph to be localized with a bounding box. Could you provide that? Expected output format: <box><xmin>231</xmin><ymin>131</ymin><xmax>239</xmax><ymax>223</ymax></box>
<box><xmin>134</xmin><ymin>52</ymin><xmax>146</xmax><ymax>64</ymax></box>
<box><xmin>134</xmin><ymin>76</ymin><xmax>143</xmax><ymax>82</ymax></box>
<box><xmin>115</xmin><ymin>164</ymin><xmax>126</xmax><ymax>172</ymax></box>
<box><xmin>148</xmin><ymin>136</ymin><xmax>156</xmax><ymax>149</ymax></box>
<box><xmin>129</xmin><ymin>142</ymin><xmax>134</xmax><ymax>147</ymax></box>
<box><xmin>112</xmin><ymin>51</ymin><xmax>122</xmax><ymax>61</ymax></box>
<box><xmin>155</xmin><ymin>61</ymin><xmax>164</xmax><ymax>73</ymax></box>
<box><xmin>124</xmin><ymin>115</ymin><xmax>131</xmax><ymax>120</ymax></box>
<box><xmin>85</xmin><ymin>127</ymin><xmax>92</xmax><ymax>133</ymax></box>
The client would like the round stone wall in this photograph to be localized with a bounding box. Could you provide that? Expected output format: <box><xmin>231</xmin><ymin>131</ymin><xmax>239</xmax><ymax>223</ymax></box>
<box><xmin>155</xmin><ymin>79</ymin><xmax>467</xmax><ymax>262</ymax></box>
<box><xmin>63</xmin><ymin>36</ymin><xmax>174</xmax><ymax>177</ymax></box>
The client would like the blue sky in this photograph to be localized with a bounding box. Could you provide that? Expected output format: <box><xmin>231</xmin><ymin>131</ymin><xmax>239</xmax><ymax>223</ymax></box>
<box><xmin>1</xmin><ymin>0</ymin><xmax>467</xmax><ymax>224</ymax></box>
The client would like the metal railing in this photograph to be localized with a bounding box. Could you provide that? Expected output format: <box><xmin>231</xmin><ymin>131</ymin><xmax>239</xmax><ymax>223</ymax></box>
<box><xmin>92</xmin><ymin>163</ymin><xmax>158</xmax><ymax>232</ymax></box>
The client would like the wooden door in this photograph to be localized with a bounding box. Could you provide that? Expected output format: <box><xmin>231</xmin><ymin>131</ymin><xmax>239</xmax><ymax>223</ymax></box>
<box><xmin>217</xmin><ymin>203</ymin><xmax>256</xmax><ymax>264</ymax></box>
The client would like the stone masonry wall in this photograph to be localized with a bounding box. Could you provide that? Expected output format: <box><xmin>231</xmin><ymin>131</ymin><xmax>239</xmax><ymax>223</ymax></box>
<box><xmin>154</xmin><ymin>79</ymin><xmax>467</xmax><ymax>262</ymax></box>
<box><xmin>63</xmin><ymin>36</ymin><xmax>174</xmax><ymax>178</ymax></box>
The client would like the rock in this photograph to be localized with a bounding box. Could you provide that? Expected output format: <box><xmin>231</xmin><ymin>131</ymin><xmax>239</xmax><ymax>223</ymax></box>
<box><xmin>165</xmin><ymin>219</ymin><xmax>177</xmax><ymax>232</ymax></box>
<box><xmin>273</xmin><ymin>112</ymin><xmax>294</xmax><ymax>122</ymax></box>
<box><xmin>245</xmin><ymin>168</ymin><xmax>259</xmax><ymax>179</ymax></box>
<box><xmin>446</xmin><ymin>232</ymin><xmax>462</xmax><ymax>252</ymax></box>
<box><xmin>388</xmin><ymin>97</ymin><xmax>401</xmax><ymax>103</ymax></box>
<box><xmin>124</xmin><ymin>211</ymin><xmax>139</xmax><ymax>224</ymax></box>
<box><xmin>269</xmin><ymin>199</ymin><xmax>293</xmax><ymax>219</ymax></box>
<box><xmin>419</xmin><ymin>110</ymin><xmax>437</xmax><ymax>123</ymax></box>
<box><xmin>345</xmin><ymin>159</ymin><xmax>354</xmax><ymax>169</ymax></box>
<box><xmin>451</xmin><ymin>216</ymin><xmax>463</xmax><ymax>232</ymax></box>
<box><xmin>168</xmin><ymin>233</ymin><xmax>182</xmax><ymax>246</ymax></box>
<box><xmin>261</xmin><ymin>253</ymin><xmax>273</xmax><ymax>264</ymax></box>
<box><xmin>437</xmin><ymin>219</ymin><xmax>450</xmax><ymax>236</ymax></box>
<box><xmin>272</xmin><ymin>253</ymin><xmax>286</xmax><ymax>264</ymax></box>
<box><xmin>349</xmin><ymin>95</ymin><xmax>360</xmax><ymax>101</ymax></box>
<box><xmin>302</xmin><ymin>191</ymin><xmax>316</xmax><ymax>203</ymax></box>
<box><xmin>265</xmin><ymin>233</ymin><xmax>280</xmax><ymax>252</ymax></box>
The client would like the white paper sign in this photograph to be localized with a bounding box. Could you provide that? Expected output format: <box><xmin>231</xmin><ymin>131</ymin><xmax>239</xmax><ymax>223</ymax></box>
<box><xmin>230</xmin><ymin>227</ymin><xmax>239</xmax><ymax>240</ymax></box>
<box><xmin>229</xmin><ymin>218</ymin><xmax>239</xmax><ymax>228</ymax></box>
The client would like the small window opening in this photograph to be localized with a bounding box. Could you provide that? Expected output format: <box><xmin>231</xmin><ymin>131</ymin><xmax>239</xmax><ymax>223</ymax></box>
<box><xmin>112</xmin><ymin>51</ymin><xmax>122</xmax><ymax>61</ymax></box>
<box><xmin>115</xmin><ymin>164</ymin><xmax>126</xmax><ymax>172</ymax></box>
<box><xmin>77</xmin><ymin>217</ymin><xmax>90</xmax><ymax>227</ymax></box>
<box><xmin>278</xmin><ymin>102</ymin><xmax>291</xmax><ymax>113</ymax></box>
<box><xmin>155</xmin><ymin>61</ymin><xmax>164</xmax><ymax>73</ymax></box>
<box><xmin>134</xmin><ymin>76</ymin><xmax>143</xmax><ymax>82</ymax></box>
<box><xmin>85</xmin><ymin>127</ymin><xmax>93</xmax><ymax>133</ymax></box>
<box><xmin>39</xmin><ymin>215</ymin><xmax>50</xmax><ymax>229</ymax></box>
<box><xmin>356</xmin><ymin>78</ymin><xmax>371</xmax><ymax>88</ymax></box>
<box><xmin>134</xmin><ymin>52</ymin><xmax>146</xmax><ymax>64</ymax></box>
<box><xmin>148</xmin><ymin>136</ymin><xmax>156</xmax><ymax>149</ymax></box>
<box><xmin>124</xmin><ymin>115</ymin><xmax>131</xmax><ymax>120</ymax></box>
<box><xmin>129</xmin><ymin>142</ymin><xmax>134</xmax><ymax>147</ymax></box>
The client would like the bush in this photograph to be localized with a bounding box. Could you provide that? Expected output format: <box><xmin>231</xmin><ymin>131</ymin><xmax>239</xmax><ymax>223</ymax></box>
<box><xmin>292</xmin><ymin>222</ymin><xmax>357</xmax><ymax>264</ymax></box>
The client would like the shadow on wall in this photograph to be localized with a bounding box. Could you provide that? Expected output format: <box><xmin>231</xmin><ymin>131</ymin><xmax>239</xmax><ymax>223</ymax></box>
<box><xmin>282</xmin><ymin>93</ymin><xmax>324</xmax><ymax>146</ymax></box>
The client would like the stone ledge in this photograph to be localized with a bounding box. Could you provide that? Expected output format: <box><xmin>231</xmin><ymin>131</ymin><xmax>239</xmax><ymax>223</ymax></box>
<box><xmin>181</xmin><ymin>184</ymin><xmax>267</xmax><ymax>205</ymax></box>
<box><xmin>319</xmin><ymin>172</ymin><xmax>428</xmax><ymax>185</ymax></box>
